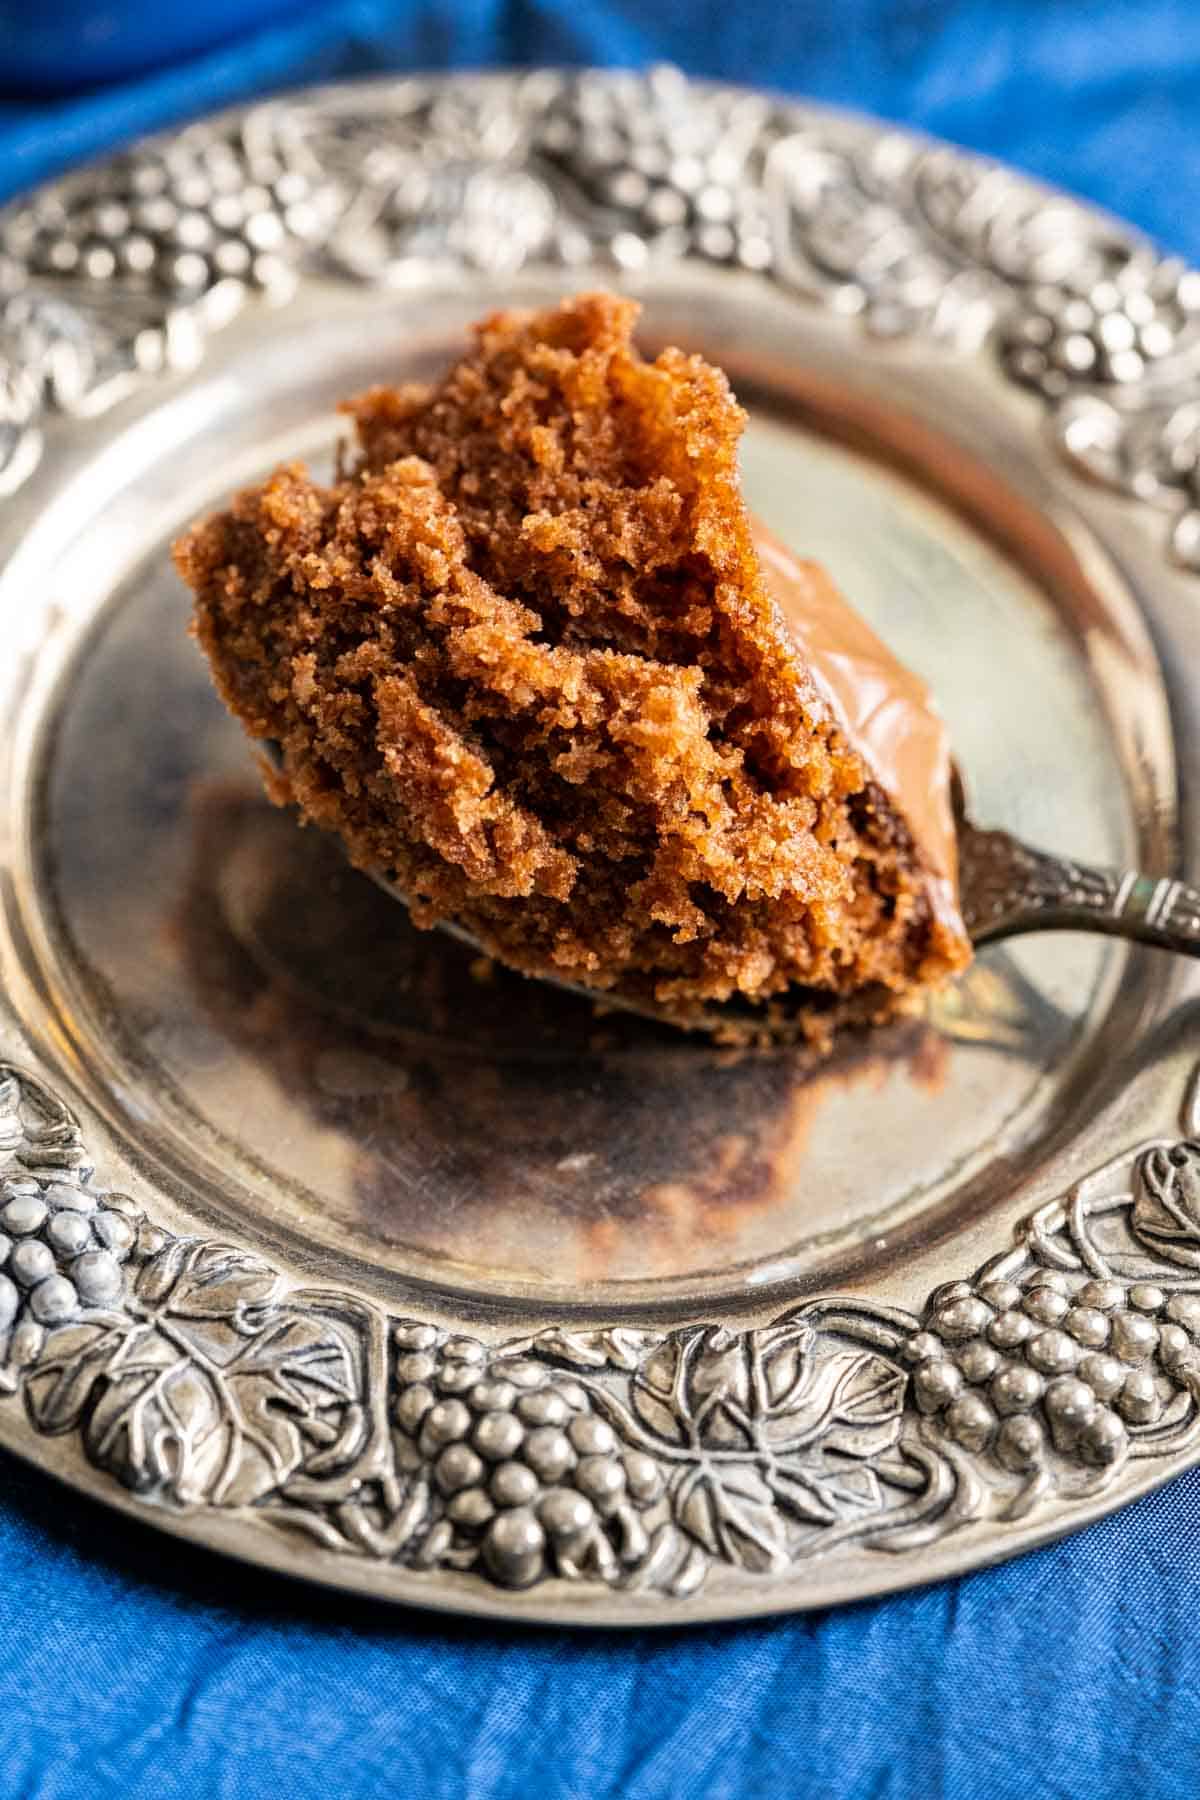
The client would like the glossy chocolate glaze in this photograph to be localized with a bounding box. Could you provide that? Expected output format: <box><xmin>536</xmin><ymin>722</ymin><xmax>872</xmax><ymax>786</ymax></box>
<box><xmin>753</xmin><ymin>521</ymin><xmax>964</xmax><ymax>936</ymax></box>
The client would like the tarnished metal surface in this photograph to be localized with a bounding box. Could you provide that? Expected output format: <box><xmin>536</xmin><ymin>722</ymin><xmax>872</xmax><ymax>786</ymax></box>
<box><xmin>0</xmin><ymin>69</ymin><xmax>1196</xmax><ymax>1623</ymax></box>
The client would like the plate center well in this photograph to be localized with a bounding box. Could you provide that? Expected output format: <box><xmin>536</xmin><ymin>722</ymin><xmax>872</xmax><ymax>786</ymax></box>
<box><xmin>30</xmin><ymin>292</ymin><xmax>1154</xmax><ymax>1308</ymax></box>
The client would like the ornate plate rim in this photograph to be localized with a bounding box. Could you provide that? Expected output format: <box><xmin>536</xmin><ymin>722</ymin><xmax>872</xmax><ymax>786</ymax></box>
<box><xmin>1</xmin><ymin>66</ymin><xmax>1200</xmax><ymax>1625</ymax></box>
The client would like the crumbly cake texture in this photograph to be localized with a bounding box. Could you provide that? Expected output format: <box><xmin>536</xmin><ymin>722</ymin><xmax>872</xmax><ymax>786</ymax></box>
<box><xmin>175</xmin><ymin>293</ymin><xmax>970</xmax><ymax>1037</ymax></box>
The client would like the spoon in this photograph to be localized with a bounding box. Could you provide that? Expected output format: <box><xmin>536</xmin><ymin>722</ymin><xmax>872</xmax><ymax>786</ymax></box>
<box><xmin>953</xmin><ymin>805</ymin><xmax>1200</xmax><ymax>953</ymax></box>
<box><xmin>261</xmin><ymin>745</ymin><xmax>1200</xmax><ymax>1034</ymax></box>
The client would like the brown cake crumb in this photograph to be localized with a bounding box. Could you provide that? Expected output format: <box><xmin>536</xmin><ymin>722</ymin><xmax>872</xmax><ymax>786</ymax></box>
<box><xmin>175</xmin><ymin>292</ymin><xmax>971</xmax><ymax>1037</ymax></box>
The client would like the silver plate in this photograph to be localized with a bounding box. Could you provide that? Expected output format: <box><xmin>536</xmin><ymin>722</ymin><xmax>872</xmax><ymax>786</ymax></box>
<box><xmin>1</xmin><ymin>68</ymin><xmax>1199</xmax><ymax>1626</ymax></box>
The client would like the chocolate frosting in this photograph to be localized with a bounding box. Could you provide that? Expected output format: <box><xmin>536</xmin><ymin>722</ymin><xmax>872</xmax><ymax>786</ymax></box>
<box><xmin>752</xmin><ymin>521</ymin><xmax>964</xmax><ymax>934</ymax></box>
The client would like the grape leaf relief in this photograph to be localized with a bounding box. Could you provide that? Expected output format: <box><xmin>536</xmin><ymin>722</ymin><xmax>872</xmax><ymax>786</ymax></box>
<box><xmin>3</xmin><ymin>69</ymin><xmax>1200</xmax><ymax>574</ymax></box>
<box><xmin>2</xmin><ymin>1060</ymin><xmax>1200</xmax><ymax>1598</ymax></box>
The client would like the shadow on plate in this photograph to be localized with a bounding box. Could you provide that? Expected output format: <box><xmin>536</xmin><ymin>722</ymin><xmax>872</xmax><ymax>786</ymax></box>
<box><xmin>166</xmin><ymin>781</ymin><xmax>1070</xmax><ymax>1280</ymax></box>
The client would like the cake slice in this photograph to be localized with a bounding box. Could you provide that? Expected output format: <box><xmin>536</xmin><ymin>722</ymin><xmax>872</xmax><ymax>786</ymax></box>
<box><xmin>175</xmin><ymin>293</ymin><xmax>971</xmax><ymax>1038</ymax></box>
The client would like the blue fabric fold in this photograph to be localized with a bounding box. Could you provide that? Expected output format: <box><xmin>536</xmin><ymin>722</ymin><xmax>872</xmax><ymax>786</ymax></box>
<box><xmin>2</xmin><ymin>5</ymin><xmax>1200</xmax><ymax>1795</ymax></box>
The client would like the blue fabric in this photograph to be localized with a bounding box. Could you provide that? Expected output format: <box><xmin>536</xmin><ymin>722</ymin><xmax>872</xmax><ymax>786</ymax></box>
<box><xmin>4</xmin><ymin>5</ymin><xmax>1200</xmax><ymax>1796</ymax></box>
<box><xmin>0</xmin><ymin>3</ymin><xmax>304</xmax><ymax>94</ymax></box>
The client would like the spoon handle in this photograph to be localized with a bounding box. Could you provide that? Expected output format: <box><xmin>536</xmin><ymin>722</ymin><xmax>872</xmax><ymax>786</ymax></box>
<box><xmin>957</xmin><ymin>823</ymin><xmax>1200</xmax><ymax>954</ymax></box>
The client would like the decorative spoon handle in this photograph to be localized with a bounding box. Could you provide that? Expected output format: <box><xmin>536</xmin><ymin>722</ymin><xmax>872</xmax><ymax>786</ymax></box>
<box><xmin>956</xmin><ymin>820</ymin><xmax>1200</xmax><ymax>954</ymax></box>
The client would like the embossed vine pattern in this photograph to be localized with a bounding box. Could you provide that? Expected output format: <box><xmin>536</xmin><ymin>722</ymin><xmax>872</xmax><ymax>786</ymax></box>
<box><xmin>3</xmin><ymin>74</ymin><xmax>1200</xmax><ymax>1599</ymax></box>
<box><xmin>2</xmin><ymin>1061</ymin><xmax>1200</xmax><ymax>1596</ymax></box>
<box><xmin>3</xmin><ymin>70</ymin><xmax>1200</xmax><ymax>564</ymax></box>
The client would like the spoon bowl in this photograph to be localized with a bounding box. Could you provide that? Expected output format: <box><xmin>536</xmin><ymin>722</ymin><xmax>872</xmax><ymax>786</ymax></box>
<box><xmin>262</xmin><ymin>745</ymin><xmax>1200</xmax><ymax>1037</ymax></box>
